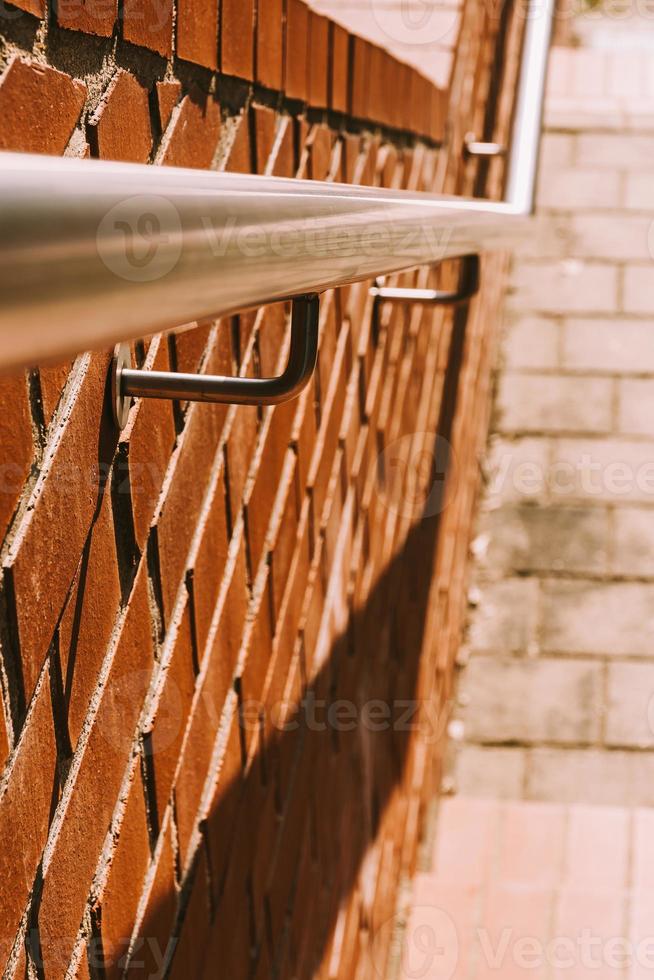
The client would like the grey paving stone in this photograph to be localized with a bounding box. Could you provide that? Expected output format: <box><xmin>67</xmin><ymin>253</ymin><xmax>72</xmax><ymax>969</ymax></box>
<box><xmin>467</xmin><ymin>578</ymin><xmax>540</xmax><ymax>653</ymax></box>
<box><xmin>509</xmin><ymin>261</ymin><xmax>619</xmax><ymax>316</ymax></box>
<box><xmin>606</xmin><ymin>662</ymin><xmax>654</xmax><ymax>748</ymax></box>
<box><xmin>542</xmin><ymin>579</ymin><xmax>654</xmax><ymax>657</ymax></box>
<box><xmin>483</xmin><ymin>505</ymin><xmax>610</xmax><ymax>575</ymax></box>
<box><xmin>461</xmin><ymin>656</ymin><xmax>603</xmax><ymax>745</ymax></box>
<box><xmin>562</xmin><ymin>317</ymin><xmax>654</xmax><ymax>375</ymax></box>
<box><xmin>612</xmin><ymin>507</ymin><xmax>654</xmax><ymax>576</ymax></box>
<box><xmin>618</xmin><ymin>378</ymin><xmax>654</xmax><ymax>437</ymax></box>
<box><xmin>503</xmin><ymin>315</ymin><xmax>560</xmax><ymax>371</ymax></box>
<box><xmin>454</xmin><ymin>745</ymin><xmax>527</xmax><ymax>799</ymax></box>
<box><xmin>485</xmin><ymin>436</ymin><xmax>550</xmax><ymax>506</ymax></box>
<box><xmin>549</xmin><ymin>438</ymin><xmax>654</xmax><ymax>506</ymax></box>
<box><xmin>527</xmin><ymin>747</ymin><xmax>654</xmax><ymax>806</ymax></box>
<box><xmin>497</xmin><ymin>373</ymin><xmax>612</xmax><ymax>435</ymax></box>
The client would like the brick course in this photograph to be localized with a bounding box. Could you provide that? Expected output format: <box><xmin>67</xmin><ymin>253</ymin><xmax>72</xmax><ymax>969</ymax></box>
<box><xmin>0</xmin><ymin>1</ymin><xmax>513</xmax><ymax>976</ymax></box>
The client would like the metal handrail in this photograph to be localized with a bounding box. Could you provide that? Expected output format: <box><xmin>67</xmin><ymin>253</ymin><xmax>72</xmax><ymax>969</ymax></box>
<box><xmin>0</xmin><ymin>0</ymin><xmax>553</xmax><ymax>375</ymax></box>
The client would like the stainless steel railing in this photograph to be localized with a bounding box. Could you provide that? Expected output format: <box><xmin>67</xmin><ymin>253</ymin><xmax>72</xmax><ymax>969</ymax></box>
<box><xmin>0</xmin><ymin>0</ymin><xmax>554</xmax><ymax>403</ymax></box>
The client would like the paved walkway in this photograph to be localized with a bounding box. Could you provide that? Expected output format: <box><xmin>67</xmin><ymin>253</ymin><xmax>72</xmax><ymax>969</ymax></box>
<box><xmin>399</xmin><ymin>15</ymin><xmax>654</xmax><ymax>980</ymax></box>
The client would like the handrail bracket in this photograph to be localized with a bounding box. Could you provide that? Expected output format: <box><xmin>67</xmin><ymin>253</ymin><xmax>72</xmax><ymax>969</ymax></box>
<box><xmin>112</xmin><ymin>293</ymin><xmax>320</xmax><ymax>429</ymax></box>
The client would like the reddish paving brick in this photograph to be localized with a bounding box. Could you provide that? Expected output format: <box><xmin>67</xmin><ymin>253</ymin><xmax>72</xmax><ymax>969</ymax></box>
<box><xmin>499</xmin><ymin>801</ymin><xmax>566</xmax><ymax>888</ymax></box>
<box><xmin>564</xmin><ymin>805</ymin><xmax>629</xmax><ymax>889</ymax></box>
<box><xmin>632</xmin><ymin>809</ymin><xmax>654</xmax><ymax>891</ymax></box>
<box><xmin>88</xmin><ymin>70</ymin><xmax>153</xmax><ymax>163</ymax></box>
<box><xmin>478</xmin><ymin>883</ymin><xmax>554</xmax><ymax>980</ymax></box>
<box><xmin>433</xmin><ymin>798</ymin><xmax>499</xmax><ymax>884</ymax></box>
<box><xmin>0</xmin><ymin>57</ymin><xmax>86</xmax><ymax>154</ymax></box>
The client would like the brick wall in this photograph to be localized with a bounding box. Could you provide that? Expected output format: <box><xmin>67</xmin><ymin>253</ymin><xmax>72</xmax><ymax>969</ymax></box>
<box><xmin>0</xmin><ymin>1</ymin><xmax>521</xmax><ymax>977</ymax></box>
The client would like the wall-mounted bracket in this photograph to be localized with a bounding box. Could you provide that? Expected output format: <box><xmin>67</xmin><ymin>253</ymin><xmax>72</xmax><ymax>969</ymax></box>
<box><xmin>370</xmin><ymin>255</ymin><xmax>480</xmax><ymax>308</ymax></box>
<box><xmin>112</xmin><ymin>293</ymin><xmax>320</xmax><ymax>430</ymax></box>
<box><xmin>463</xmin><ymin>134</ymin><xmax>506</xmax><ymax>159</ymax></box>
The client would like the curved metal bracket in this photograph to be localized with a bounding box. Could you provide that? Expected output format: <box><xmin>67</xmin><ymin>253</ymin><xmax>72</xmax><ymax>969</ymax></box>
<box><xmin>463</xmin><ymin>134</ymin><xmax>506</xmax><ymax>159</ymax></box>
<box><xmin>112</xmin><ymin>293</ymin><xmax>320</xmax><ymax>429</ymax></box>
<box><xmin>370</xmin><ymin>255</ymin><xmax>480</xmax><ymax>308</ymax></box>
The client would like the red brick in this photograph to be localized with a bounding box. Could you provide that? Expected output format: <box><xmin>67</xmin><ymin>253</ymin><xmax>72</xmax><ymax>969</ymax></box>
<box><xmin>38</xmin><ymin>562</ymin><xmax>153</xmax><ymax>980</ymax></box>
<box><xmin>59</xmin><ymin>487</ymin><xmax>121</xmax><ymax>747</ymax></box>
<box><xmin>57</xmin><ymin>0</ymin><xmax>116</xmax><ymax>37</ymax></box>
<box><xmin>176</xmin><ymin>546</ymin><xmax>247</xmax><ymax>867</ymax></box>
<box><xmin>150</xmin><ymin>600</ymin><xmax>196</xmax><ymax>819</ymax></box>
<box><xmin>307</xmin><ymin>11</ymin><xmax>328</xmax><ymax>109</ymax></box>
<box><xmin>239</xmin><ymin>589</ymin><xmax>273</xmax><ymax>728</ymax></box>
<box><xmin>0</xmin><ymin>57</ymin><xmax>86</xmax><ymax>155</ymax></box>
<box><xmin>4</xmin><ymin>352</ymin><xmax>113</xmax><ymax>705</ymax></box>
<box><xmin>350</xmin><ymin>36</ymin><xmax>370</xmax><ymax>119</ymax></box>
<box><xmin>246</xmin><ymin>401</ymin><xmax>295</xmax><ymax>574</ymax></box>
<box><xmin>118</xmin><ymin>335</ymin><xmax>176</xmax><ymax>553</ymax></box>
<box><xmin>271</xmin><ymin>117</ymin><xmax>294</xmax><ymax>177</ymax></box>
<box><xmin>221</xmin><ymin>0</ymin><xmax>254</xmax><ymax>80</ymax></box>
<box><xmin>154</xmin><ymin>336</ymin><xmax>229</xmax><ymax>625</ymax></box>
<box><xmin>177</xmin><ymin>0</ymin><xmax>218</xmax><ymax>69</ymax></box>
<box><xmin>0</xmin><ymin>706</ymin><xmax>8</xmax><ymax>775</ymax></box>
<box><xmin>161</xmin><ymin>88</ymin><xmax>221</xmax><ymax>169</ymax></box>
<box><xmin>0</xmin><ymin>666</ymin><xmax>57</xmax><ymax>966</ymax></box>
<box><xmin>0</xmin><ymin>373</ymin><xmax>33</xmax><ymax>544</ymax></box>
<box><xmin>39</xmin><ymin>363</ymin><xmax>72</xmax><ymax>428</ymax></box>
<box><xmin>285</xmin><ymin>0</ymin><xmax>309</xmax><ymax>101</ymax></box>
<box><xmin>192</xmin><ymin>470</ymin><xmax>229</xmax><ymax>656</ymax></box>
<box><xmin>368</xmin><ymin>44</ymin><xmax>385</xmax><ymax>125</ymax></box>
<box><xmin>256</xmin><ymin>0</ymin><xmax>283</xmax><ymax>90</ymax></box>
<box><xmin>330</xmin><ymin>22</ymin><xmax>349</xmax><ymax>114</ymax></box>
<box><xmin>225</xmin><ymin>404</ymin><xmax>259</xmax><ymax>526</ymax></box>
<box><xmin>122</xmin><ymin>0</ymin><xmax>173</xmax><ymax>57</ymax></box>
<box><xmin>174</xmin><ymin>322</ymin><xmax>212</xmax><ymax>376</ymax></box>
<box><xmin>128</xmin><ymin>816</ymin><xmax>177</xmax><ymax>977</ymax></box>
<box><xmin>254</xmin><ymin>105</ymin><xmax>276</xmax><ymax>173</ymax></box>
<box><xmin>155</xmin><ymin>80</ymin><xmax>181</xmax><ymax>132</ymax></box>
<box><xmin>88</xmin><ymin>70</ymin><xmax>153</xmax><ymax>163</ymax></box>
<box><xmin>7</xmin><ymin>0</ymin><xmax>43</xmax><ymax>17</ymax></box>
<box><xmin>100</xmin><ymin>772</ymin><xmax>150</xmax><ymax>978</ymax></box>
<box><xmin>308</xmin><ymin>124</ymin><xmax>333</xmax><ymax>181</ymax></box>
<box><xmin>205</xmin><ymin>710</ymin><xmax>243</xmax><ymax>898</ymax></box>
<box><xmin>258</xmin><ymin>303</ymin><xmax>288</xmax><ymax>378</ymax></box>
<box><xmin>224</xmin><ymin>111</ymin><xmax>252</xmax><ymax>174</ymax></box>
<box><xmin>168</xmin><ymin>847</ymin><xmax>211</xmax><ymax>979</ymax></box>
